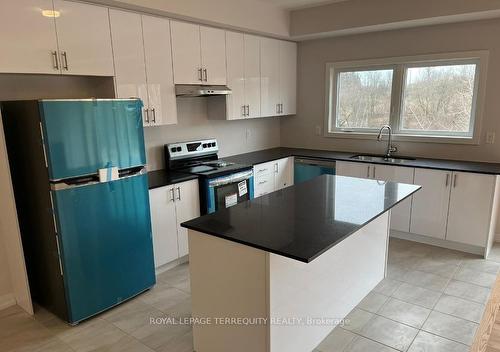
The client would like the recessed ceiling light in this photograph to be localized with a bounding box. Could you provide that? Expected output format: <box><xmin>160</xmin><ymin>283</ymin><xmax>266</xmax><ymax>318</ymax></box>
<box><xmin>42</xmin><ymin>10</ymin><xmax>60</xmax><ymax>18</ymax></box>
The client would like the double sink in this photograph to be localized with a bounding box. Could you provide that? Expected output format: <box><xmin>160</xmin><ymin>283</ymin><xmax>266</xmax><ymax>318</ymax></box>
<box><xmin>350</xmin><ymin>155</ymin><xmax>416</xmax><ymax>164</ymax></box>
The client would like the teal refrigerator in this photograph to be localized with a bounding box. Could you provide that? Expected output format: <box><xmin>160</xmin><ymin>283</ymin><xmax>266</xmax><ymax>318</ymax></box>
<box><xmin>1</xmin><ymin>99</ymin><xmax>155</xmax><ymax>324</ymax></box>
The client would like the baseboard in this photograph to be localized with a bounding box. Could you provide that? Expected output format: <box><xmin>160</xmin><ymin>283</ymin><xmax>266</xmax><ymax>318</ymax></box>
<box><xmin>155</xmin><ymin>255</ymin><xmax>189</xmax><ymax>276</ymax></box>
<box><xmin>390</xmin><ymin>230</ymin><xmax>485</xmax><ymax>257</ymax></box>
<box><xmin>0</xmin><ymin>293</ymin><xmax>16</xmax><ymax>311</ymax></box>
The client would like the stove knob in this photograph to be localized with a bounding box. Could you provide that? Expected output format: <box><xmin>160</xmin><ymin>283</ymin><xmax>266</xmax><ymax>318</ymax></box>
<box><xmin>170</xmin><ymin>147</ymin><xmax>176</xmax><ymax>152</ymax></box>
<box><xmin>212</xmin><ymin>142</ymin><xmax>216</xmax><ymax>147</ymax></box>
<box><xmin>203</xmin><ymin>143</ymin><xmax>207</xmax><ymax>148</ymax></box>
<box><xmin>176</xmin><ymin>147</ymin><xmax>182</xmax><ymax>152</ymax></box>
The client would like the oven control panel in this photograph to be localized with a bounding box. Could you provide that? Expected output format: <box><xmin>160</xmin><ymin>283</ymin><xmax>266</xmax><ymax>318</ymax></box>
<box><xmin>166</xmin><ymin>139</ymin><xmax>218</xmax><ymax>160</ymax></box>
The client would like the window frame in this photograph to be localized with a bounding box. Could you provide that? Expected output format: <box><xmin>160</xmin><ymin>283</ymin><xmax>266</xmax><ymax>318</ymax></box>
<box><xmin>324</xmin><ymin>51</ymin><xmax>489</xmax><ymax>144</ymax></box>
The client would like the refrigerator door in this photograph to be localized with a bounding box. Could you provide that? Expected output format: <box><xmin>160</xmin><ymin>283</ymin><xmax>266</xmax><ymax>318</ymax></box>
<box><xmin>52</xmin><ymin>173</ymin><xmax>155</xmax><ymax>323</ymax></box>
<box><xmin>39</xmin><ymin>99</ymin><xmax>146</xmax><ymax>181</ymax></box>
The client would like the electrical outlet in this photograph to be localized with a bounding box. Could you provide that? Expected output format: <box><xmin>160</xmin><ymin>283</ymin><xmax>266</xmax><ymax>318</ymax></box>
<box><xmin>486</xmin><ymin>131</ymin><xmax>496</xmax><ymax>144</ymax></box>
<box><xmin>315</xmin><ymin>125</ymin><xmax>322</xmax><ymax>136</ymax></box>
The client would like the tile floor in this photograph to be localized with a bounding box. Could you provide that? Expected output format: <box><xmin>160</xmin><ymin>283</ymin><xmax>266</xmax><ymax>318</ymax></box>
<box><xmin>315</xmin><ymin>238</ymin><xmax>500</xmax><ymax>352</ymax></box>
<box><xmin>1</xmin><ymin>239</ymin><xmax>499</xmax><ymax>352</ymax></box>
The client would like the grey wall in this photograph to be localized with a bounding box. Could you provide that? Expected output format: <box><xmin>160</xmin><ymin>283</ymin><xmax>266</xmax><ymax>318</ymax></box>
<box><xmin>144</xmin><ymin>98</ymin><xmax>281</xmax><ymax>170</ymax></box>
<box><xmin>281</xmin><ymin>18</ymin><xmax>500</xmax><ymax>163</ymax></box>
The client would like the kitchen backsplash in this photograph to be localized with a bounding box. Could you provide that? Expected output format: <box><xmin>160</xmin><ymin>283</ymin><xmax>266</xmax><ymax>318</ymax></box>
<box><xmin>144</xmin><ymin>98</ymin><xmax>281</xmax><ymax>170</ymax></box>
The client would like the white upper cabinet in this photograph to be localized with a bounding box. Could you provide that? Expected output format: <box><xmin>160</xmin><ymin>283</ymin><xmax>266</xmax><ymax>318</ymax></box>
<box><xmin>225</xmin><ymin>32</ymin><xmax>261</xmax><ymax>120</ymax></box>
<box><xmin>53</xmin><ymin>0</ymin><xmax>114</xmax><ymax>76</ymax></box>
<box><xmin>142</xmin><ymin>15</ymin><xmax>177</xmax><ymax>126</ymax></box>
<box><xmin>200</xmin><ymin>26</ymin><xmax>227</xmax><ymax>85</ymax></box>
<box><xmin>171</xmin><ymin>21</ymin><xmax>202</xmax><ymax>85</ymax></box>
<box><xmin>260</xmin><ymin>37</ymin><xmax>281</xmax><ymax>117</ymax></box>
<box><xmin>410</xmin><ymin>168</ymin><xmax>451</xmax><ymax>240</ymax></box>
<box><xmin>0</xmin><ymin>0</ymin><xmax>59</xmax><ymax>74</ymax></box>
<box><xmin>244</xmin><ymin>35</ymin><xmax>261</xmax><ymax>119</ymax></box>
<box><xmin>171</xmin><ymin>21</ymin><xmax>226</xmax><ymax>85</ymax></box>
<box><xmin>279</xmin><ymin>41</ymin><xmax>297</xmax><ymax>115</ymax></box>
<box><xmin>109</xmin><ymin>10</ymin><xmax>149</xmax><ymax>124</ymax></box>
<box><xmin>225</xmin><ymin>31</ymin><xmax>246</xmax><ymax>120</ymax></box>
<box><xmin>446</xmin><ymin>172</ymin><xmax>496</xmax><ymax>247</ymax></box>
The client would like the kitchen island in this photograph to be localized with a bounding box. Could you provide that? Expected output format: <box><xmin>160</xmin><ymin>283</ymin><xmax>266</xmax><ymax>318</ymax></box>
<box><xmin>181</xmin><ymin>175</ymin><xmax>420</xmax><ymax>352</ymax></box>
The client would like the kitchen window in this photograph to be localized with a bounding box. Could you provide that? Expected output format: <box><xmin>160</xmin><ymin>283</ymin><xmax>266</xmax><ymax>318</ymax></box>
<box><xmin>325</xmin><ymin>52</ymin><xmax>488</xmax><ymax>143</ymax></box>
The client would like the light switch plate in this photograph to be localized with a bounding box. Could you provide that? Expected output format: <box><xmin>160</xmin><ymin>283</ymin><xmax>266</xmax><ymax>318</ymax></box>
<box><xmin>486</xmin><ymin>131</ymin><xmax>495</xmax><ymax>144</ymax></box>
<box><xmin>315</xmin><ymin>125</ymin><xmax>322</xmax><ymax>136</ymax></box>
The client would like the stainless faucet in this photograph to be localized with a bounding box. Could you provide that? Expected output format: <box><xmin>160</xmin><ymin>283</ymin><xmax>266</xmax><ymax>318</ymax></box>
<box><xmin>377</xmin><ymin>125</ymin><xmax>397</xmax><ymax>159</ymax></box>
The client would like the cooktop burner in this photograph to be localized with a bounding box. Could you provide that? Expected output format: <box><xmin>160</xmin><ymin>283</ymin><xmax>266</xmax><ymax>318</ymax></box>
<box><xmin>203</xmin><ymin>160</ymin><xmax>235</xmax><ymax>168</ymax></box>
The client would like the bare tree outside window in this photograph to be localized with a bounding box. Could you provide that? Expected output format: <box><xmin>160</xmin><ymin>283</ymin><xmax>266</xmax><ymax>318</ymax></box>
<box><xmin>336</xmin><ymin>69</ymin><xmax>393</xmax><ymax>129</ymax></box>
<box><xmin>401</xmin><ymin>64</ymin><xmax>476</xmax><ymax>133</ymax></box>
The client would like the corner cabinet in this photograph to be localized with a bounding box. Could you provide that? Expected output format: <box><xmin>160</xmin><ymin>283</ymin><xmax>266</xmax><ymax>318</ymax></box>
<box><xmin>110</xmin><ymin>10</ymin><xmax>177</xmax><ymax>127</ymax></box>
<box><xmin>254</xmin><ymin>157</ymin><xmax>294</xmax><ymax>197</ymax></box>
<box><xmin>0</xmin><ymin>0</ymin><xmax>113</xmax><ymax>76</ymax></box>
<box><xmin>171</xmin><ymin>21</ymin><xmax>226</xmax><ymax>85</ymax></box>
<box><xmin>149</xmin><ymin>179</ymin><xmax>200</xmax><ymax>268</ymax></box>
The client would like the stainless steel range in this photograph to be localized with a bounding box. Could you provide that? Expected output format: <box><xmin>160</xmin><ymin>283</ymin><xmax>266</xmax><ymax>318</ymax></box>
<box><xmin>165</xmin><ymin>139</ymin><xmax>254</xmax><ymax>214</ymax></box>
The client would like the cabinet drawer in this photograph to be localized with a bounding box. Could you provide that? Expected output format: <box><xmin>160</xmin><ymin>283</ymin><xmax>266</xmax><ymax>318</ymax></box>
<box><xmin>254</xmin><ymin>174</ymin><xmax>274</xmax><ymax>197</ymax></box>
<box><xmin>253</xmin><ymin>161</ymin><xmax>275</xmax><ymax>177</ymax></box>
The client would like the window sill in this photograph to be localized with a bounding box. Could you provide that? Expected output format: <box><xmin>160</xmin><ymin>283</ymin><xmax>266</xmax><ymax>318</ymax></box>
<box><xmin>326</xmin><ymin>131</ymin><xmax>480</xmax><ymax>145</ymax></box>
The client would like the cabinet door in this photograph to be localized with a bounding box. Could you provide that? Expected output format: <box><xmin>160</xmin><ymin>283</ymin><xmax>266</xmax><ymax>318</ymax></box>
<box><xmin>142</xmin><ymin>16</ymin><xmax>177</xmax><ymax>126</ymax></box>
<box><xmin>275</xmin><ymin>157</ymin><xmax>294</xmax><ymax>190</ymax></box>
<box><xmin>254</xmin><ymin>173</ymin><xmax>275</xmax><ymax>197</ymax></box>
<box><xmin>244</xmin><ymin>35</ymin><xmax>261</xmax><ymax>118</ymax></box>
<box><xmin>109</xmin><ymin>10</ymin><xmax>149</xmax><ymax>126</ymax></box>
<box><xmin>200</xmin><ymin>26</ymin><xmax>226</xmax><ymax>85</ymax></box>
<box><xmin>225</xmin><ymin>31</ymin><xmax>246</xmax><ymax>120</ymax></box>
<box><xmin>279</xmin><ymin>41</ymin><xmax>297</xmax><ymax>115</ymax></box>
<box><xmin>0</xmin><ymin>0</ymin><xmax>59</xmax><ymax>74</ymax></box>
<box><xmin>446</xmin><ymin>172</ymin><xmax>495</xmax><ymax>247</ymax></box>
<box><xmin>149</xmin><ymin>187</ymin><xmax>179</xmax><ymax>268</ymax></box>
<box><xmin>53</xmin><ymin>0</ymin><xmax>114</xmax><ymax>76</ymax></box>
<box><xmin>171</xmin><ymin>21</ymin><xmax>202</xmax><ymax>84</ymax></box>
<box><xmin>336</xmin><ymin>161</ymin><xmax>371</xmax><ymax>179</ymax></box>
<box><xmin>410</xmin><ymin>168</ymin><xmax>451</xmax><ymax>239</ymax></box>
<box><xmin>175</xmin><ymin>180</ymin><xmax>200</xmax><ymax>257</ymax></box>
<box><xmin>373</xmin><ymin>165</ymin><xmax>414</xmax><ymax>233</ymax></box>
<box><xmin>260</xmin><ymin>37</ymin><xmax>281</xmax><ymax>117</ymax></box>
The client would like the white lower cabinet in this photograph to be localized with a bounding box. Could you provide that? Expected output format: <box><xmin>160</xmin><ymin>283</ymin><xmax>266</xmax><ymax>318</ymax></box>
<box><xmin>254</xmin><ymin>157</ymin><xmax>294</xmax><ymax>197</ymax></box>
<box><xmin>149</xmin><ymin>179</ymin><xmax>200</xmax><ymax>268</ymax></box>
<box><xmin>410</xmin><ymin>169</ymin><xmax>451</xmax><ymax>240</ymax></box>
<box><xmin>336</xmin><ymin>161</ymin><xmax>414</xmax><ymax>232</ymax></box>
<box><xmin>446</xmin><ymin>172</ymin><xmax>496</xmax><ymax>247</ymax></box>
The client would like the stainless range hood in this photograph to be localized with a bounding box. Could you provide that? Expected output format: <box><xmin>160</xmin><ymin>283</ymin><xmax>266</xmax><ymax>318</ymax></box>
<box><xmin>175</xmin><ymin>84</ymin><xmax>232</xmax><ymax>97</ymax></box>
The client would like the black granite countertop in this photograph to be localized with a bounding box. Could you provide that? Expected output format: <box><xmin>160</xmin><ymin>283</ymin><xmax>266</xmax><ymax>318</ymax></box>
<box><xmin>148</xmin><ymin>169</ymin><xmax>198</xmax><ymax>189</ymax></box>
<box><xmin>181</xmin><ymin>175</ymin><xmax>420</xmax><ymax>263</ymax></box>
<box><xmin>224</xmin><ymin>147</ymin><xmax>500</xmax><ymax>175</ymax></box>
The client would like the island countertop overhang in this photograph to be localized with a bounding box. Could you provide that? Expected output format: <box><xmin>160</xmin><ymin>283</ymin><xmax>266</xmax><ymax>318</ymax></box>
<box><xmin>181</xmin><ymin>175</ymin><xmax>421</xmax><ymax>263</ymax></box>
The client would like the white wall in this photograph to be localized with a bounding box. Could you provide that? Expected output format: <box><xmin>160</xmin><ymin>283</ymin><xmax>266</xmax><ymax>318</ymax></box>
<box><xmin>281</xmin><ymin>18</ymin><xmax>500</xmax><ymax>163</ymax></box>
<box><xmin>145</xmin><ymin>98</ymin><xmax>281</xmax><ymax>170</ymax></box>
<box><xmin>90</xmin><ymin>0</ymin><xmax>290</xmax><ymax>37</ymax></box>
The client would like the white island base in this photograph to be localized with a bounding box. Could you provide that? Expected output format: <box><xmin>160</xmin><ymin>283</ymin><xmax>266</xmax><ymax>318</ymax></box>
<box><xmin>188</xmin><ymin>212</ymin><xmax>390</xmax><ymax>352</ymax></box>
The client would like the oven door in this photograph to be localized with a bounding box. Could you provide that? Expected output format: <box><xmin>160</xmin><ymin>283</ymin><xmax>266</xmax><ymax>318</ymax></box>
<box><xmin>205</xmin><ymin>170</ymin><xmax>254</xmax><ymax>214</ymax></box>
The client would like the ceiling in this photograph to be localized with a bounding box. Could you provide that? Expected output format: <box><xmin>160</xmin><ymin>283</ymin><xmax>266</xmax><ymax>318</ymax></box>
<box><xmin>258</xmin><ymin>0</ymin><xmax>348</xmax><ymax>10</ymax></box>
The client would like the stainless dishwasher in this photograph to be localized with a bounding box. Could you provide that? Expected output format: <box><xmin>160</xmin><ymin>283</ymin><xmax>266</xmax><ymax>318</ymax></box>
<box><xmin>294</xmin><ymin>157</ymin><xmax>336</xmax><ymax>184</ymax></box>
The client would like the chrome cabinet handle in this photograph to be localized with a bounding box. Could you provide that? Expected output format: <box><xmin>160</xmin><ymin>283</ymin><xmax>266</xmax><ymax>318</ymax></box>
<box><xmin>246</xmin><ymin>105</ymin><xmax>250</xmax><ymax>117</ymax></box>
<box><xmin>170</xmin><ymin>188</ymin><xmax>175</xmax><ymax>202</ymax></box>
<box><xmin>51</xmin><ymin>51</ymin><xmax>59</xmax><ymax>70</ymax></box>
<box><xmin>242</xmin><ymin>105</ymin><xmax>246</xmax><ymax>117</ymax></box>
<box><xmin>144</xmin><ymin>108</ymin><xmax>149</xmax><ymax>123</ymax></box>
<box><xmin>372</xmin><ymin>166</ymin><xmax>376</xmax><ymax>179</ymax></box>
<box><xmin>258</xmin><ymin>168</ymin><xmax>267</xmax><ymax>172</ymax></box>
<box><xmin>453</xmin><ymin>174</ymin><xmax>457</xmax><ymax>188</ymax></box>
<box><xmin>203</xmin><ymin>69</ymin><xmax>208</xmax><ymax>82</ymax></box>
<box><xmin>61</xmin><ymin>51</ymin><xmax>68</xmax><ymax>70</ymax></box>
<box><xmin>445</xmin><ymin>173</ymin><xmax>450</xmax><ymax>187</ymax></box>
<box><xmin>176</xmin><ymin>186</ymin><xmax>181</xmax><ymax>201</ymax></box>
<box><xmin>151</xmin><ymin>108</ymin><xmax>156</xmax><ymax>123</ymax></box>
<box><xmin>366</xmin><ymin>166</ymin><xmax>370</xmax><ymax>178</ymax></box>
<box><xmin>276</xmin><ymin>104</ymin><xmax>280</xmax><ymax>114</ymax></box>
<box><xmin>198</xmin><ymin>68</ymin><xmax>203</xmax><ymax>81</ymax></box>
<box><xmin>259</xmin><ymin>180</ymin><xmax>267</xmax><ymax>185</ymax></box>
